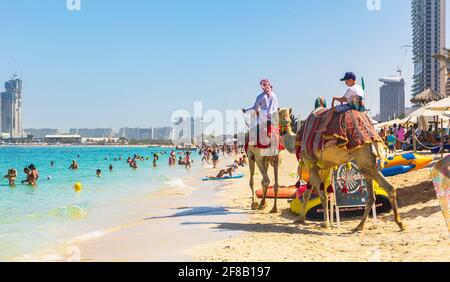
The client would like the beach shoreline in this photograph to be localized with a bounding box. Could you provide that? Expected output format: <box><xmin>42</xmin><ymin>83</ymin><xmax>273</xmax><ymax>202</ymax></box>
<box><xmin>16</xmin><ymin>154</ymin><xmax>248</xmax><ymax>262</ymax></box>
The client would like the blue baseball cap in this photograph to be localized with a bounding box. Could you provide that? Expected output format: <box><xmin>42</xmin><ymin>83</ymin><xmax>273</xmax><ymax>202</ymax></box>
<box><xmin>340</xmin><ymin>72</ymin><xmax>356</xmax><ymax>81</ymax></box>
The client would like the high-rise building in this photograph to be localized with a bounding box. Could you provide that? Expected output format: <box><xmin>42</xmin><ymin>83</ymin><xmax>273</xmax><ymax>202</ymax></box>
<box><xmin>1</xmin><ymin>76</ymin><xmax>26</xmax><ymax>138</ymax></box>
<box><xmin>379</xmin><ymin>76</ymin><xmax>406</xmax><ymax>122</ymax></box>
<box><xmin>25</xmin><ymin>128</ymin><xmax>61</xmax><ymax>139</ymax></box>
<box><xmin>411</xmin><ymin>0</ymin><xmax>446</xmax><ymax>97</ymax></box>
<box><xmin>69</xmin><ymin>128</ymin><xmax>113</xmax><ymax>138</ymax></box>
<box><xmin>152</xmin><ymin>127</ymin><xmax>174</xmax><ymax>140</ymax></box>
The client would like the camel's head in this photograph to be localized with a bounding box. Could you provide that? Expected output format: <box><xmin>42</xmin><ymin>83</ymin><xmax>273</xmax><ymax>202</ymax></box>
<box><xmin>278</xmin><ymin>108</ymin><xmax>293</xmax><ymax>135</ymax></box>
<box><xmin>278</xmin><ymin>108</ymin><xmax>292</xmax><ymax>124</ymax></box>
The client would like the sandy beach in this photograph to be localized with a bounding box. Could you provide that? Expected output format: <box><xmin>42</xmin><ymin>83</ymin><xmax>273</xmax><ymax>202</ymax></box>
<box><xmin>188</xmin><ymin>151</ymin><xmax>450</xmax><ymax>262</ymax></box>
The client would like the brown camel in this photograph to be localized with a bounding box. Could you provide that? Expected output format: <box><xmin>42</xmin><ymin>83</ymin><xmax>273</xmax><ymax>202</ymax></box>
<box><xmin>278</xmin><ymin>108</ymin><xmax>405</xmax><ymax>232</ymax></box>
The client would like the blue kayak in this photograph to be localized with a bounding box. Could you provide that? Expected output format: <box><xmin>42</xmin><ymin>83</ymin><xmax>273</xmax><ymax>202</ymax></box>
<box><xmin>382</xmin><ymin>165</ymin><xmax>414</xmax><ymax>177</ymax></box>
<box><xmin>202</xmin><ymin>174</ymin><xmax>245</xmax><ymax>181</ymax></box>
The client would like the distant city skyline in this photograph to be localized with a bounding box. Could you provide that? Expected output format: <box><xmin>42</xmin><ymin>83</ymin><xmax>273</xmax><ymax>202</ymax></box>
<box><xmin>24</xmin><ymin>126</ymin><xmax>175</xmax><ymax>141</ymax></box>
<box><xmin>1</xmin><ymin>1</ymin><xmax>449</xmax><ymax>129</ymax></box>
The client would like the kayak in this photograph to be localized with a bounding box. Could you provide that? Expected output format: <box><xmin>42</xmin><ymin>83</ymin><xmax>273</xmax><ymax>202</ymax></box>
<box><xmin>202</xmin><ymin>174</ymin><xmax>244</xmax><ymax>181</ymax></box>
<box><xmin>381</xmin><ymin>153</ymin><xmax>432</xmax><ymax>171</ymax></box>
<box><xmin>256</xmin><ymin>186</ymin><xmax>297</xmax><ymax>199</ymax></box>
<box><xmin>381</xmin><ymin>165</ymin><xmax>414</xmax><ymax>177</ymax></box>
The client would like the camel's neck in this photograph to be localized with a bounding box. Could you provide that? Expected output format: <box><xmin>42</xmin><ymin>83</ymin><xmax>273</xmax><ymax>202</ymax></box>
<box><xmin>281</xmin><ymin>127</ymin><xmax>297</xmax><ymax>154</ymax></box>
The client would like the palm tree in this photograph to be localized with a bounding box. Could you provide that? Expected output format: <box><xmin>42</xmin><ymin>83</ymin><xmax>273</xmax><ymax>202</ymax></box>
<box><xmin>289</xmin><ymin>113</ymin><xmax>299</xmax><ymax>133</ymax></box>
<box><xmin>432</xmin><ymin>48</ymin><xmax>450</xmax><ymax>98</ymax></box>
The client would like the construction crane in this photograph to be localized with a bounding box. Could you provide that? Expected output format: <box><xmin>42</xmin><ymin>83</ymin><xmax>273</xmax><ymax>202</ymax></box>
<box><xmin>397</xmin><ymin>45</ymin><xmax>412</xmax><ymax>77</ymax></box>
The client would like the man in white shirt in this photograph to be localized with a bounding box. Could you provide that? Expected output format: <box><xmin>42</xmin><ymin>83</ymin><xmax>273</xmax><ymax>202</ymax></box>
<box><xmin>317</xmin><ymin>72</ymin><xmax>365</xmax><ymax>132</ymax></box>
<box><xmin>243</xmin><ymin>79</ymin><xmax>280</xmax><ymax>147</ymax></box>
<box><xmin>242</xmin><ymin>79</ymin><xmax>279</xmax><ymax>121</ymax></box>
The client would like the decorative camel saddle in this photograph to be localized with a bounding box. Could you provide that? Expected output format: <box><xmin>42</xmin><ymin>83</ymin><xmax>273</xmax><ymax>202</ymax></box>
<box><xmin>245</xmin><ymin>123</ymin><xmax>285</xmax><ymax>152</ymax></box>
<box><xmin>296</xmin><ymin>108</ymin><xmax>383</xmax><ymax>160</ymax></box>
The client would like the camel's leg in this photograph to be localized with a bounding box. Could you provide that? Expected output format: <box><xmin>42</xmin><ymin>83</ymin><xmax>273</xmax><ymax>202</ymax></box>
<box><xmin>295</xmin><ymin>167</ymin><xmax>326</xmax><ymax>226</ymax></box>
<box><xmin>248</xmin><ymin>150</ymin><xmax>258</xmax><ymax>210</ymax></box>
<box><xmin>307</xmin><ymin>168</ymin><xmax>329</xmax><ymax>228</ymax></box>
<box><xmin>353</xmin><ymin>145</ymin><xmax>404</xmax><ymax>231</ymax></box>
<box><xmin>256</xmin><ymin>158</ymin><xmax>270</xmax><ymax>210</ymax></box>
<box><xmin>352</xmin><ymin>176</ymin><xmax>376</xmax><ymax>232</ymax></box>
<box><xmin>270</xmin><ymin>155</ymin><xmax>280</xmax><ymax>214</ymax></box>
<box><xmin>294</xmin><ymin>188</ymin><xmax>312</xmax><ymax>224</ymax></box>
<box><xmin>369</xmin><ymin>170</ymin><xmax>405</xmax><ymax>231</ymax></box>
<box><xmin>318</xmin><ymin>186</ymin><xmax>330</xmax><ymax>229</ymax></box>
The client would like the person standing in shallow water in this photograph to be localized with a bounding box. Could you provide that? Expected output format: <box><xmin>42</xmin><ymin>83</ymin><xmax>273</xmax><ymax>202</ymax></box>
<box><xmin>153</xmin><ymin>153</ymin><xmax>159</xmax><ymax>167</ymax></box>
<box><xmin>69</xmin><ymin>160</ymin><xmax>79</xmax><ymax>170</ymax></box>
<box><xmin>4</xmin><ymin>169</ymin><xmax>17</xmax><ymax>186</ymax></box>
<box><xmin>27</xmin><ymin>165</ymin><xmax>39</xmax><ymax>185</ymax></box>
<box><xmin>185</xmin><ymin>152</ymin><xmax>192</xmax><ymax>169</ymax></box>
<box><xmin>21</xmin><ymin>167</ymin><xmax>31</xmax><ymax>185</ymax></box>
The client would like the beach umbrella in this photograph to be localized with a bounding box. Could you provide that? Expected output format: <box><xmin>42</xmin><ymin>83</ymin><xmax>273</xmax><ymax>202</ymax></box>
<box><xmin>410</xmin><ymin>89</ymin><xmax>444</xmax><ymax>105</ymax></box>
<box><xmin>425</xmin><ymin>97</ymin><xmax>450</xmax><ymax>112</ymax></box>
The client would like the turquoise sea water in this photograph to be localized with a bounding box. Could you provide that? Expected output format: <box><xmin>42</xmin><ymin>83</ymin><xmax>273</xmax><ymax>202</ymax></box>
<box><xmin>0</xmin><ymin>146</ymin><xmax>199</xmax><ymax>261</ymax></box>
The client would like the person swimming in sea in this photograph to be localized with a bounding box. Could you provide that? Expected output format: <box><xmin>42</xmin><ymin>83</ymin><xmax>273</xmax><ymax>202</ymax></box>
<box><xmin>50</xmin><ymin>161</ymin><xmax>55</xmax><ymax>166</ymax></box>
<box><xmin>96</xmin><ymin>169</ymin><xmax>102</xmax><ymax>177</ymax></box>
<box><xmin>4</xmin><ymin>168</ymin><xmax>17</xmax><ymax>186</ymax></box>
<box><xmin>69</xmin><ymin>160</ymin><xmax>79</xmax><ymax>170</ymax></box>
<box><xmin>109</xmin><ymin>164</ymin><xmax>113</xmax><ymax>171</ymax></box>
<box><xmin>21</xmin><ymin>167</ymin><xmax>31</xmax><ymax>185</ymax></box>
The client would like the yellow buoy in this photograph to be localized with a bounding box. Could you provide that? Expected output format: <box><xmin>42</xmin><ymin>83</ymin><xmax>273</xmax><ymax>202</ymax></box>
<box><xmin>74</xmin><ymin>182</ymin><xmax>83</xmax><ymax>193</ymax></box>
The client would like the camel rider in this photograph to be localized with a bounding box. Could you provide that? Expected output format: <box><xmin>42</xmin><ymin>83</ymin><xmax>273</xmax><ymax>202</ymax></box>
<box><xmin>315</xmin><ymin>97</ymin><xmax>327</xmax><ymax>109</ymax></box>
<box><xmin>317</xmin><ymin>72</ymin><xmax>365</xmax><ymax>132</ymax></box>
<box><xmin>242</xmin><ymin>79</ymin><xmax>280</xmax><ymax>140</ymax></box>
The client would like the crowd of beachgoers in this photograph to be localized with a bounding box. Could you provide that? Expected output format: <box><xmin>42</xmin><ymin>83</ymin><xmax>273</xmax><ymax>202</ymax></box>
<box><xmin>2</xmin><ymin>144</ymin><xmax>249</xmax><ymax>187</ymax></box>
<box><xmin>378</xmin><ymin>123</ymin><xmax>450</xmax><ymax>154</ymax></box>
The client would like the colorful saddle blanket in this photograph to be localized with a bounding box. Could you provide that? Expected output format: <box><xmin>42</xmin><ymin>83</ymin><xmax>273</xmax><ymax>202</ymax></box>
<box><xmin>295</xmin><ymin>108</ymin><xmax>382</xmax><ymax>160</ymax></box>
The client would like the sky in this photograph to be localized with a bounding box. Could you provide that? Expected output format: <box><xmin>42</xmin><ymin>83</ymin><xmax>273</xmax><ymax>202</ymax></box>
<box><xmin>0</xmin><ymin>0</ymin><xmax>449</xmax><ymax>130</ymax></box>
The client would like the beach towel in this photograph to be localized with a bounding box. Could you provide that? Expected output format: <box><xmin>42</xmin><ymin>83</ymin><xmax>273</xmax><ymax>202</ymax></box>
<box><xmin>296</xmin><ymin>109</ymin><xmax>382</xmax><ymax>160</ymax></box>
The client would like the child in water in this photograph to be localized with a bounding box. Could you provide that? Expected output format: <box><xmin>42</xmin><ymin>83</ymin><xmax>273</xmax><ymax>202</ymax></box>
<box><xmin>4</xmin><ymin>168</ymin><xmax>17</xmax><ymax>186</ymax></box>
<box><xmin>96</xmin><ymin>169</ymin><xmax>102</xmax><ymax>177</ymax></box>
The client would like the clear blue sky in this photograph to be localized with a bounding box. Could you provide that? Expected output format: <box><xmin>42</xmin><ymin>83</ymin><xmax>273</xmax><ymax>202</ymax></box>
<box><xmin>0</xmin><ymin>0</ymin><xmax>448</xmax><ymax>130</ymax></box>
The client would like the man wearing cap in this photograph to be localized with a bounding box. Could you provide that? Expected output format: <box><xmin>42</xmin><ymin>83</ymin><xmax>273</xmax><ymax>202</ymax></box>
<box><xmin>317</xmin><ymin>72</ymin><xmax>365</xmax><ymax>132</ymax></box>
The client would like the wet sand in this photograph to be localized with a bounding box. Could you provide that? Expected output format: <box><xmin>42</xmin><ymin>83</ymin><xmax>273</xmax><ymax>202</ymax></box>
<box><xmin>68</xmin><ymin>156</ymin><xmax>249</xmax><ymax>262</ymax></box>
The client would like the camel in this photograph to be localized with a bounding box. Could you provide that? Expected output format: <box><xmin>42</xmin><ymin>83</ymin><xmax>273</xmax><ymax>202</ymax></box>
<box><xmin>246</xmin><ymin>114</ymin><xmax>282</xmax><ymax>213</ymax></box>
<box><xmin>278</xmin><ymin>108</ymin><xmax>405</xmax><ymax>232</ymax></box>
